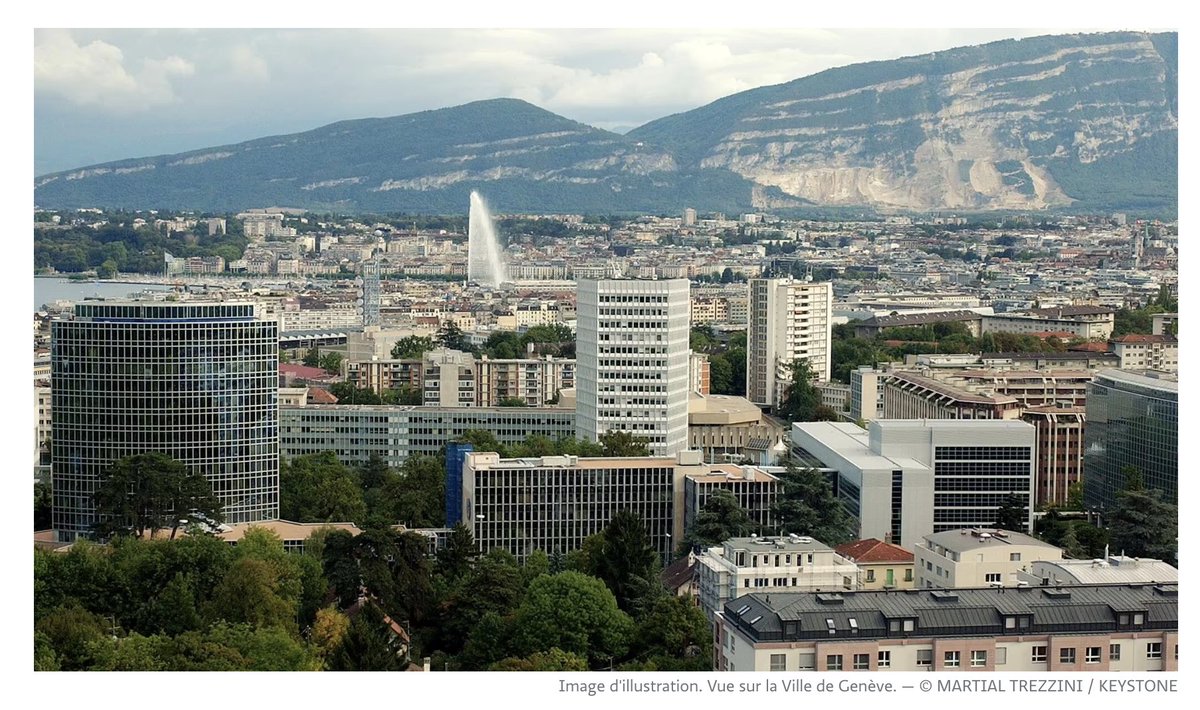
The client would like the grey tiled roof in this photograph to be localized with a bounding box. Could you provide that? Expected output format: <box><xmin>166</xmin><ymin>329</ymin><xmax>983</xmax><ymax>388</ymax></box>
<box><xmin>723</xmin><ymin>583</ymin><xmax>1179</xmax><ymax>643</ymax></box>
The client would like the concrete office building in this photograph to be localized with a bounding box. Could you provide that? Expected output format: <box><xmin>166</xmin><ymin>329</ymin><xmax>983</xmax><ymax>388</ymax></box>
<box><xmin>696</xmin><ymin>535</ymin><xmax>860</xmax><ymax>621</ymax></box>
<box><xmin>1083</xmin><ymin>370</ymin><xmax>1178</xmax><ymax>509</ymax></box>
<box><xmin>51</xmin><ymin>302</ymin><xmax>279</xmax><ymax>541</ymax></box>
<box><xmin>1019</xmin><ymin>556</ymin><xmax>1178</xmax><ymax>587</ymax></box>
<box><xmin>747</xmin><ymin>278</ymin><xmax>833</xmax><ymax>408</ymax></box>
<box><xmin>682</xmin><ymin>465</ymin><xmax>781</xmax><ymax>540</ymax></box>
<box><xmin>280</xmin><ymin>404</ymin><xmax>576</xmax><ymax>469</ymax></box>
<box><xmin>791</xmin><ymin>420</ymin><xmax>1036</xmax><ymax>549</ymax></box>
<box><xmin>576</xmin><ymin>279</ymin><xmax>691</xmax><ymax>456</ymax></box>
<box><xmin>913</xmin><ymin>528</ymin><xmax>1063</xmax><ymax>589</ymax></box>
<box><xmin>461</xmin><ymin>451</ymin><xmax>709</xmax><ymax>562</ymax></box>
<box><xmin>713</xmin><ymin>584</ymin><xmax>1178</xmax><ymax>672</ymax></box>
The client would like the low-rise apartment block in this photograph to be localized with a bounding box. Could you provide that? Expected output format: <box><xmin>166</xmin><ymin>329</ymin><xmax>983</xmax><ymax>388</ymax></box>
<box><xmin>697</xmin><ymin>535</ymin><xmax>859</xmax><ymax>620</ymax></box>
<box><xmin>714</xmin><ymin>583</ymin><xmax>1178</xmax><ymax>672</ymax></box>
<box><xmin>914</xmin><ymin>528</ymin><xmax>1062</xmax><ymax>589</ymax></box>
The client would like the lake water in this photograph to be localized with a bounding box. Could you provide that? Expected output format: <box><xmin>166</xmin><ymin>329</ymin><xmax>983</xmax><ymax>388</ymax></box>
<box><xmin>34</xmin><ymin>277</ymin><xmax>175</xmax><ymax>312</ymax></box>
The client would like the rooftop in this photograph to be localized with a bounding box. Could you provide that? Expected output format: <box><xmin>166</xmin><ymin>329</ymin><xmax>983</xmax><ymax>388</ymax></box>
<box><xmin>1032</xmin><ymin>556</ymin><xmax>1179</xmax><ymax>585</ymax></box>
<box><xmin>724</xmin><ymin>534</ymin><xmax>833</xmax><ymax>553</ymax></box>
<box><xmin>921</xmin><ymin>527</ymin><xmax>1059</xmax><ymax>553</ymax></box>
<box><xmin>722</xmin><ymin>583</ymin><xmax>1178</xmax><ymax>643</ymax></box>
<box><xmin>835</xmin><ymin>538</ymin><xmax>914</xmax><ymax>564</ymax></box>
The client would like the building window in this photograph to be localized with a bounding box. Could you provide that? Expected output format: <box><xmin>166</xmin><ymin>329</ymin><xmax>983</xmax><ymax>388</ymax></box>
<box><xmin>878</xmin><ymin>650</ymin><xmax>891</xmax><ymax>668</ymax></box>
<box><xmin>853</xmin><ymin>653</ymin><xmax>870</xmax><ymax>670</ymax></box>
<box><xmin>971</xmin><ymin>650</ymin><xmax>987</xmax><ymax>667</ymax></box>
<box><xmin>1110</xmin><ymin>644</ymin><xmax>1122</xmax><ymax>661</ymax></box>
<box><xmin>865</xmin><ymin>569</ymin><xmax>875</xmax><ymax>583</ymax></box>
<box><xmin>1085</xmin><ymin>647</ymin><xmax>1101</xmax><ymax>664</ymax></box>
<box><xmin>916</xmin><ymin>649</ymin><xmax>932</xmax><ymax>667</ymax></box>
<box><xmin>1032</xmin><ymin>646</ymin><xmax>1047</xmax><ymax>663</ymax></box>
<box><xmin>1010</xmin><ymin>553</ymin><xmax>1022</xmax><ymax>562</ymax></box>
<box><xmin>1147</xmin><ymin>642</ymin><xmax>1162</xmax><ymax>660</ymax></box>
<box><xmin>1060</xmin><ymin>648</ymin><xmax>1076</xmax><ymax>664</ymax></box>
<box><xmin>827</xmin><ymin>655</ymin><xmax>843</xmax><ymax>671</ymax></box>
<box><xmin>944</xmin><ymin>651</ymin><xmax>960</xmax><ymax>668</ymax></box>
<box><xmin>769</xmin><ymin>653</ymin><xmax>786</xmax><ymax>671</ymax></box>
<box><xmin>797</xmin><ymin>653</ymin><xmax>815</xmax><ymax>670</ymax></box>
<box><xmin>985</xmin><ymin>573</ymin><xmax>1001</xmax><ymax>583</ymax></box>
<box><xmin>996</xmin><ymin>648</ymin><xmax>1007</xmax><ymax>665</ymax></box>
<box><xmin>904</xmin><ymin>569</ymin><xmax>913</xmax><ymax>581</ymax></box>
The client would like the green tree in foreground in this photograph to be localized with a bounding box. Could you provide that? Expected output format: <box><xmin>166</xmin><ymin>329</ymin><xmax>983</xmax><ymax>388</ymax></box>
<box><xmin>93</xmin><ymin>452</ymin><xmax>223</xmax><ymax>540</ymax></box>
<box><xmin>507</xmin><ymin>572</ymin><xmax>634</xmax><ymax>668</ymax></box>
<box><xmin>681</xmin><ymin>489</ymin><xmax>752</xmax><ymax>554</ymax></box>
<box><xmin>391</xmin><ymin>335</ymin><xmax>435</xmax><ymax>360</ymax></box>
<box><xmin>599</xmin><ymin>430</ymin><xmax>651</xmax><ymax>457</ymax></box>
<box><xmin>589</xmin><ymin>510</ymin><xmax>659</xmax><ymax>613</ymax></box>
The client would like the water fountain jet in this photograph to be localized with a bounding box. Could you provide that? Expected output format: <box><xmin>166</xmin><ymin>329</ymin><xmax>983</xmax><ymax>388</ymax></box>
<box><xmin>467</xmin><ymin>191</ymin><xmax>508</xmax><ymax>287</ymax></box>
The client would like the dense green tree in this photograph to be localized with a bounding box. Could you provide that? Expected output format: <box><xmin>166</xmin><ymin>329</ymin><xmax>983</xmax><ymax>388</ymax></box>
<box><xmin>994</xmin><ymin>492</ymin><xmax>1029</xmax><ymax>532</ymax></box>
<box><xmin>391</xmin><ymin>335</ymin><xmax>435</xmax><ymax>360</ymax></box>
<box><xmin>458</xmin><ymin>611</ymin><xmax>513</xmax><ymax>670</ymax></box>
<box><xmin>310</xmin><ymin>606</ymin><xmax>351</xmax><ymax>662</ymax></box>
<box><xmin>35</xmin><ymin>481</ymin><xmax>52</xmax><ymax>530</ymax></box>
<box><xmin>681</xmin><ymin>489</ymin><xmax>752</xmax><ymax>553</ymax></box>
<box><xmin>1108</xmin><ymin>487</ymin><xmax>1178</xmax><ymax>565</ymax></box>
<box><xmin>437</xmin><ymin>523</ymin><xmax>478</xmax><ymax>582</ymax></box>
<box><xmin>482</xmin><ymin>330</ymin><xmax>524</xmax><ymax>359</ymax></box>
<box><xmin>319</xmin><ymin>351</ymin><xmax>343</xmax><ymax>375</ymax></box>
<box><xmin>303</xmin><ymin>347</ymin><xmax>320</xmax><ymax>367</ymax></box>
<box><xmin>629</xmin><ymin>594</ymin><xmax>711</xmax><ymax>670</ymax></box>
<box><xmin>34</xmin><ymin>632</ymin><xmax>60</xmax><ymax>671</ymax></box>
<box><xmin>522</xmin><ymin>549</ymin><xmax>550</xmax><ymax>587</ymax></box>
<box><xmin>489</xmin><ymin>648</ymin><xmax>589</xmax><ymax>671</ymax></box>
<box><xmin>280</xmin><ymin>452</ymin><xmax>367</xmax><ymax>523</ymax></box>
<box><xmin>589</xmin><ymin>510</ymin><xmax>660</xmax><ymax>613</ymax></box>
<box><xmin>497</xmin><ymin>396</ymin><xmax>527</xmax><ymax>407</ymax></box>
<box><xmin>437</xmin><ymin>321</ymin><xmax>471</xmax><ymax>352</ymax></box>
<box><xmin>329</xmin><ymin>382</ymin><xmax>384</xmax><ymax>404</ymax></box>
<box><xmin>378</xmin><ymin>454</ymin><xmax>445</xmax><ymax>528</ymax></box>
<box><xmin>507</xmin><ymin>572</ymin><xmax>634</xmax><ymax>667</ymax></box>
<box><xmin>777</xmin><ymin>359</ymin><xmax>826</xmax><ymax>422</ymax></box>
<box><xmin>771</xmin><ymin>459</ymin><xmax>857</xmax><ymax>545</ymax></box>
<box><xmin>456</xmin><ymin>429</ymin><xmax>507</xmax><ymax>456</ymax></box>
<box><xmin>359</xmin><ymin>452</ymin><xmax>392</xmax><ymax>491</ymax></box>
<box><xmin>201</xmin><ymin>622</ymin><xmax>319</xmax><ymax>671</ymax></box>
<box><xmin>207</xmin><ymin>557</ymin><xmax>299</xmax><ymax>630</ymax></box>
<box><xmin>93</xmin><ymin>452</ymin><xmax>223</xmax><ymax>540</ymax></box>
<box><xmin>35</xmin><ymin>604</ymin><xmax>111</xmax><ymax>671</ymax></box>
<box><xmin>599</xmin><ymin>430</ymin><xmax>651</xmax><ymax>457</ymax></box>
<box><xmin>326</xmin><ymin>602</ymin><xmax>409</xmax><ymax>671</ymax></box>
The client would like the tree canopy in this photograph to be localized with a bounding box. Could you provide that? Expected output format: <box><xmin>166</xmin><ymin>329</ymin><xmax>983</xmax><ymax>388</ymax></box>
<box><xmin>93</xmin><ymin>452</ymin><xmax>223</xmax><ymax>541</ymax></box>
<box><xmin>771</xmin><ymin>459</ymin><xmax>857</xmax><ymax>545</ymax></box>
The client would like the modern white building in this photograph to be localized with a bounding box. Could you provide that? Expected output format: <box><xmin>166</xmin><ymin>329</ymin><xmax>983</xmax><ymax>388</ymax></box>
<box><xmin>696</xmin><ymin>535</ymin><xmax>859</xmax><ymax>621</ymax></box>
<box><xmin>1019</xmin><ymin>556</ymin><xmax>1178</xmax><ymax>587</ymax></box>
<box><xmin>791</xmin><ymin>420</ymin><xmax>1036</xmax><ymax>549</ymax></box>
<box><xmin>747</xmin><ymin>278</ymin><xmax>833</xmax><ymax>408</ymax></box>
<box><xmin>913</xmin><ymin>528</ymin><xmax>1063</xmax><ymax>589</ymax></box>
<box><xmin>576</xmin><ymin>278</ymin><xmax>691</xmax><ymax>456</ymax></box>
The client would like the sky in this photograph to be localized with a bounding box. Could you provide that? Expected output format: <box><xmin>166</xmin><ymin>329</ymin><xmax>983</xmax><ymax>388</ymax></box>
<box><xmin>32</xmin><ymin>26</ymin><xmax>1117</xmax><ymax>176</ymax></box>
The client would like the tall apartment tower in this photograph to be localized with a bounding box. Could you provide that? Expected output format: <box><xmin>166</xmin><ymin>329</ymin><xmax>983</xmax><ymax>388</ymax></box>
<box><xmin>747</xmin><ymin>278</ymin><xmax>833</xmax><ymax>408</ymax></box>
<box><xmin>576</xmin><ymin>278</ymin><xmax>691</xmax><ymax>456</ymax></box>
<box><xmin>51</xmin><ymin>302</ymin><xmax>279</xmax><ymax>541</ymax></box>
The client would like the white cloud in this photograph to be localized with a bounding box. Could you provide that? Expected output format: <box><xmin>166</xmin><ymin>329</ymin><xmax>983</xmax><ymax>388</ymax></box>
<box><xmin>228</xmin><ymin>45</ymin><xmax>270</xmax><ymax>82</ymax></box>
<box><xmin>34</xmin><ymin>29</ymin><xmax>194</xmax><ymax>112</ymax></box>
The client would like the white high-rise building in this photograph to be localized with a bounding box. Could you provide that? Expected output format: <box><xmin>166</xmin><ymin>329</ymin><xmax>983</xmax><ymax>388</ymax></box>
<box><xmin>576</xmin><ymin>279</ymin><xmax>690</xmax><ymax>456</ymax></box>
<box><xmin>747</xmin><ymin>278</ymin><xmax>833</xmax><ymax>408</ymax></box>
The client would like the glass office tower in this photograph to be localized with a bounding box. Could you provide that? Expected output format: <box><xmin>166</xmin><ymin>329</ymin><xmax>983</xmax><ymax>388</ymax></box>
<box><xmin>1082</xmin><ymin>369</ymin><xmax>1177</xmax><ymax>510</ymax></box>
<box><xmin>51</xmin><ymin>302</ymin><xmax>279</xmax><ymax>541</ymax></box>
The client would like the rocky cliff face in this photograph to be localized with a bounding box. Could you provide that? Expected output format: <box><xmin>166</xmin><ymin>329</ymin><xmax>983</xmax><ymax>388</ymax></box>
<box><xmin>631</xmin><ymin>31</ymin><xmax>1177</xmax><ymax>213</ymax></box>
<box><xmin>34</xmin><ymin>32</ymin><xmax>1176</xmax><ymax>214</ymax></box>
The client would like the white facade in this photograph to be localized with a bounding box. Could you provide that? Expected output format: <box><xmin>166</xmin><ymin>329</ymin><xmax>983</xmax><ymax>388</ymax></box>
<box><xmin>747</xmin><ymin>278</ymin><xmax>833</xmax><ymax>408</ymax></box>
<box><xmin>913</xmin><ymin>528</ymin><xmax>1063</xmax><ymax>589</ymax></box>
<box><xmin>696</xmin><ymin>535</ymin><xmax>859</xmax><ymax>621</ymax></box>
<box><xmin>791</xmin><ymin>420</ymin><xmax>1036</xmax><ymax>549</ymax></box>
<box><xmin>576</xmin><ymin>279</ymin><xmax>691</xmax><ymax>456</ymax></box>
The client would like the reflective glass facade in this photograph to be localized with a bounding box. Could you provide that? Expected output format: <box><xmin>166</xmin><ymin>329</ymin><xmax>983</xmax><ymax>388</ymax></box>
<box><xmin>51</xmin><ymin>302</ymin><xmax>278</xmax><ymax>541</ymax></box>
<box><xmin>1082</xmin><ymin>370</ymin><xmax>1178</xmax><ymax>510</ymax></box>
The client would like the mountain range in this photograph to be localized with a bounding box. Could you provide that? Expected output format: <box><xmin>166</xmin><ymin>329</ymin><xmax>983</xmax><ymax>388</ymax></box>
<box><xmin>33</xmin><ymin>31</ymin><xmax>1177</xmax><ymax>216</ymax></box>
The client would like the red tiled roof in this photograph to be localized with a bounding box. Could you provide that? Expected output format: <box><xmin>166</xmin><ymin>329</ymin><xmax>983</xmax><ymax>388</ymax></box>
<box><xmin>1111</xmin><ymin>334</ymin><xmax>1174</xmax><ymax>344</ymax></box>
<box><xmin>308</xmin><ymin>388</ymin><xmax>339</xmax><ymax>404</ymax></box>
<box><xmin>835</xmin><ymin>538</ymin><xmax>914</xmax><ymax>563</ymax></box>
<box><xmin>280</xmin><ymin>363</ymin><xmax>332</xmax><ymax>380</ymax></box>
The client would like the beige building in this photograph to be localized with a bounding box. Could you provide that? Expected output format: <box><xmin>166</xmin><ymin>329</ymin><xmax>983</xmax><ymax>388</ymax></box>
<box><xmin>696</xmin><ymin>535</ymin><xmax>859</xmax><ymax>621</ymax></box>
<box><xmin>714</xmin><ymin>583</ymin><xmax>1178</xmax><ymax>672</ymax></box>
<box><xmin>982</xmin><ymin>306</ymin><xmax>1115</xmax><ymax>340</ymax></box>
<box><xmin>914</xmin><ymin>528</ymin><xmax>1063</xmax><ymax>589</ymax></box>
<box><xmin>687</xmin><ymin>393</ymin><xmax>788</xmax><ymax>465</ymax></box>
<box><xmin>834</xmin><ymin>538</ymin><xmax>915</xmax><ymax>590</ymax></box>
<box><xmin>747</xmin><ymin>278</ymin><xmax>833</xmax><ymax>408</ymax></box>
<box><xmin>1109</xmin><ymin>334</ymin><xmax>1178</xmax><ymax>372</ymax></box>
